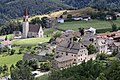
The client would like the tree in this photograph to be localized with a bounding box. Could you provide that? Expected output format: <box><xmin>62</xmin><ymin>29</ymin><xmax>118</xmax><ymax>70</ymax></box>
<box><xmin>41</xmin><ymin>17</ymin><xmax>48</xmax><ymax>28</ymax></box>
<box><xmin>112</xmin><ymin>49</ymin><xmax>118</xmax><ymax>56</ymax></box>
<box><xmin>112</xmin><ymin>24</ymin><xmax>117</xmax><ymax>31</ymax></box>
<box><xmin>28</xmin><ymin>59</ymin><xmax>38</xmax><ymax>71</ymax></box>
<box><xmin>79</xmin><ymin>28</ymin><xmax>84</xmax><ymax>36</ymax></box>
<box><xmin>96</xmin><ymin>73</ymin><xmax>107</xmax><ymax>80</ymax></box>
<box><xmin>87</xmin><ymin>44</ymin><xmax>97</xmax><ymax>55</ymax></box>
<box><xmin>11</xmin><ymin>60</ymin><xmax>35</xmax><ymax>80</ymax></box>
<box><xmin>67</xmin><ymin>14</ymin><xmax>72</xmax><ymax>21</ymax></box>
<box><xmin>2</xmin><ymin>64</ymin><xmax>8</xmax><ymax>74</ymax></box>
<box><xmin>96</xmin><ymin>53</ymin><xmax>108</xmax><ymax>60</ymax></box>
<box><xmin>104</xmin><ymin>60</ymin><xmax>120</xmax><ymax>80</ymax></box>
<box><xmin>10</xmin><ymin>49</ymin><xmax>16</xmax><ymax>55</ymax></box>
<box><xmin>0</xmin><ymin>66</ymin><xmax>3</xmax><ymax>75</ymax></box>
<box><xmin>40</xmin><ymin>62</ymin><xmax>50</xmax><ymax>71</ymax></box>
<box><xmin>31</xmin><ymin>17</ymin><xmax>41</xmax><ymax>24</ymax></box>
<box><xmin>10</xmin><ymin>66</ymin><xmax>34</xmax><ymax>80</ymax></box>
<box><xmin>112</xmin><ymin>14</ymin><xmax>117</xmax><ymax>20</ymax></box>
<box><xmin>5</xmin><ymin>36</ymin><xmax>8</xmax><ymax>40</ymax></box>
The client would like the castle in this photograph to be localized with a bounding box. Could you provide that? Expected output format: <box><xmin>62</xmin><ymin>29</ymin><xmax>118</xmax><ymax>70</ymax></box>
<box><xmin>22</xmin><ymin>8</ymin><xmax>44</xmax><ymax>38</ymax></box>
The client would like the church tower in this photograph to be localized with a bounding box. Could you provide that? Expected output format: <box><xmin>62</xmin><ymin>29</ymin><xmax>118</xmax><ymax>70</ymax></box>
<box><xmin>22</xmin><ymin>8</ymin><xmax>29</xmax><ymax>38</ymax></box>
<box><xmin>39</xmin><ymin>26</ymin><xmax>44</xmax><ymax>38</ymax></box>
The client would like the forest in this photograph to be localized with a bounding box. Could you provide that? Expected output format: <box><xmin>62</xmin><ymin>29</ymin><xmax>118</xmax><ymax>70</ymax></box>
<box><xmin>48</xmin><ymin>54</ymin><xmax>120</xmax><ymax>80</ymax></box>
<box><xmin>1</xmin><ymin>0</ymin><xmax>120</xmax><ymax>25</ymax></box>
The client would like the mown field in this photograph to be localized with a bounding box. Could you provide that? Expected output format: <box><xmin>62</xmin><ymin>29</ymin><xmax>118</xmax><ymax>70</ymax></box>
<box><xmin>0</xmin><ymin>54</ymin><xmax>23</xmax><ymax>68</ymax></box>
<box><xmin>0</xmin><ymin>54</ymin><xmax>23</xmax><ymax>77</ymax></box>
<box><xmin>57</xmin><ymin>18</ymin><xmax>120</xmax><ymax>31</ymax></box>
<box><xmin>12</xmin><ymin>37</ymin><xmax>50</xmax><ymax>46</ymax></box>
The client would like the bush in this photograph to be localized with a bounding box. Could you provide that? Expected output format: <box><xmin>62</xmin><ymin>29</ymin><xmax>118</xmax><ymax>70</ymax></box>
<box><xmin>96</xmin><ymin>28</ymin><xmax>112</xmax><ymax>33</ymax></box>
<box><xmin>10</xmin><ymin>49</ymin><xmax>16</xmax><ymax>55</ymax></box>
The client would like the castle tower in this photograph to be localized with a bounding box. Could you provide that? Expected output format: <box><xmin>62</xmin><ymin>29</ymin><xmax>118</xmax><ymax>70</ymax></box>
<box><xmin>22</xmin><ymin>7</ymin><xmax>29</xmax><ymax>38</ymax></box>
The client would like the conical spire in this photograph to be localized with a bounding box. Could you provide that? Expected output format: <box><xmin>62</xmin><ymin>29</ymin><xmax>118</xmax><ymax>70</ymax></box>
<box><xmin>24</xmin><ymin>7</ymin><xmax>28</xmax><ymax>16</ymax></box>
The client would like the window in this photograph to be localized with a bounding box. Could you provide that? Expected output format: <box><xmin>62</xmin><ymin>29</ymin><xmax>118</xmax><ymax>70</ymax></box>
<box><xmin>81</xmin><ymin>58</ymin><xmax>82</xmax><ymax>60</ymax></box>
<box><xmin>74</xmin><ymin>55</ymin><xmax>76</xmax><ymax>57</ymax></box>
<box><xmin>74</xmin><ymin>59</ymin><xmax>76</xmax><ymax>61</ymax></box>
<box><xmin>66</xmin><ymin>53</ymin><xmax>68</xmax><ymax>56</ymax></box>
<box><xmin>81</xmin><ymin>54</ymin><xmax>82</xmax><ymax>56</ymax></box>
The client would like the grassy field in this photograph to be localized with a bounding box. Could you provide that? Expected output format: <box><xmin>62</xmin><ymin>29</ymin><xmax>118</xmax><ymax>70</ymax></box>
<box><xmin>0</xmin><ymin>54</ymin><xmax>23</xmax><ymax>67</ymax></box>
<box><xmin>0</xmin><ymin>34</ymin><xmax>14</xmax><ymax>39</ymax></box>
<box><xmin>12</xmin><ymin>37</ymin><xmax>50</xmax><ymax>46</ymax></box>
<box><xmin>0</xmin><ymin>54</ymin><xmax>23</xmax><ymax>77</ymax></box>
<box><xmin>57</xmin><ymin>18</ymin><xmax>120</xmax><ymax>31</ymax></box>
<box><xmin>35</xmin><ymin>75</ymin><xmax>49</xmax><ymax>80</ymax></box>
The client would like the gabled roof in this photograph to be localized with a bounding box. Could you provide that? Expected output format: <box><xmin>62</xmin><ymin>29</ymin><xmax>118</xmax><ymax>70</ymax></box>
<box><xmin>29</xmin><ymin>24</ymin><xmax>41</xmax><ymax>33</ymax></box>
<box><xmin>56</xmin><ymin>40</ymin><xmax>86</xmax><ymax>54</ymax></box>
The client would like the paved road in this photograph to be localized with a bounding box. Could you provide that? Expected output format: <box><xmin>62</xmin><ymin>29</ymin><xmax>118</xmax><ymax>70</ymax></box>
<box><xmin>32</xmin><ymin>71</ymin><xmax>50</xmax><ymax>77</ymax></box>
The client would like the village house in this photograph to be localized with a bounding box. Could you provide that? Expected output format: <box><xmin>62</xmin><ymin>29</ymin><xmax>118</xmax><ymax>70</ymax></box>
<box><xmin>0</xmin><ymin>40</ymin><xmax>12</xmax><ymax>48</ymax></box>
<box><xmin>82</xmin><ymin>15</ymin><xmax>91</xmax><ymax>21</ymax></box>
<box><xmin>84</xmin><ymin>27</ymin><xmax>96</xmax><ymax>35</ymax></box>
<box><xmin>13</xmin><ymin>31</ymin><xmax>22</xmax><ymax>39</ymax></box>
<box><xmin>57</xmin><ymin>18</ymin><xmax>64</xmax><ymax>23</ymax></box>
<box><xmin>94</xmin><ymin>38</ymin><xmax>108</xmax><ymax>53</ymax></box>
<box><xmin>51</xmin><ymin>28</ymin><xmax>120</xmax><ymax>69</ymax></box>
<box><xmin>72</xmin><ymin>16</ymin><xmax>83</xmax><ymax>21</ymax></box>
<box><xmin>22</xmin><ymin>8</ymin><xmax>44</xmax><ymax>38</ymax></box>
<box><xmin>72</xmin><ymin>15</ymin><xmax>91</xmax><ymax>21</ymax></box>
<box><xmin>105</xmin><ymin>15</ymin><xmax>112</xmax><ymax>20</ymax></box>
<box><xmin>55</xmin><ymin>30</ymin><xmax>81</xmax><ymax>44</ymax></box>
<box><xmin>53</xmin><ymin>38</ymin><xmax>96</xmax><ymax>69</ymax></box>
<box><xmin>115</xmin><ymin>12</ymin><xmax>120</xmax><ymax>17</ymax></box>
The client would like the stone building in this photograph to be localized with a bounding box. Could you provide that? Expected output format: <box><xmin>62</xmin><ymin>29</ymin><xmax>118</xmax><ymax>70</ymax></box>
<box><xmin>53</xmin><ymin>38</ymin><xmax>96</xmax><ymax>69</ymax></box>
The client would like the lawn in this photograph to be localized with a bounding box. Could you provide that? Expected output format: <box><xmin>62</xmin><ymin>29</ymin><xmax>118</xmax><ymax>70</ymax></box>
<box><xmin>0</xmin><ymin>54</ymin><xmax>23</xmax><ymax>77</ymax></box>
<box><xmin>0</xmin><ymin>54</ymin><xmax>23</xmax><ymax>67</ymax></box>
<box><xmin>12</xmin><ymin>37</ymin><xmax>50</xmax><ymax>46</ymax></box>
<box><xmin>35</xmin><ymin>74</ymin><xmax>49</xmax><ymax>80</ymax></box>
<box><xmin>0</xmin><ymin>34</ymin><xmax>14</xmax><ymax>39</ymax></box>
<box><xmin>57</xmin><ymin>18</ymin><xmax>120</xmax><ymax>31</ymax></box>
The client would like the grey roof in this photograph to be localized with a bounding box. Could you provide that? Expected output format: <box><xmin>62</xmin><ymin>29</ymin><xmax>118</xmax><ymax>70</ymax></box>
<box><xmin>56</xmin><ymin>40</ymin><xmax>86</xmax><ymax>54</ymax></box>
<box><xmin>23</xmin><ymin>53</ymin><xmax>47</xmax><ymax>62</ymax></box>
<box><xmin>29</xmin><ymin>24</ymin><xmax>41</xmax><ymax>33</ymax></box>
<box><xmin>114</xmin><ymin>42</ymin><xmax>120</xmax><ymax>46</ymax></box>
<box><xmin>81</xmin><ymin>40</ymin><xmax>93</xmax><ymax>46</ymax></box>
<box><xmin>55</xmin><ymin>56</ymin><xmax>73</xmax><ymax>62</ymax></box>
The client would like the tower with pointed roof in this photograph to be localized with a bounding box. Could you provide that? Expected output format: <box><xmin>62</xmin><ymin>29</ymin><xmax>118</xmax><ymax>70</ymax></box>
<box><xmin>22</xmin><ymin>7</ymin><xmax>29</xmax><ymax>38</ymax></box>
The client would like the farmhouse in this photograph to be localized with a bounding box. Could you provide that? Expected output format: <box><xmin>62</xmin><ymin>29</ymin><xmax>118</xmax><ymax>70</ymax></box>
<box><xmin>105</xmin><ymin>15</ymin><xmax>112</xmax><ymax>20</ymax></box>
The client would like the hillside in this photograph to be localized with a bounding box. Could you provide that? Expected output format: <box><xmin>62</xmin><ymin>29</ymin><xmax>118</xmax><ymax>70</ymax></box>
<box><xmin>61</xmin><ymin>0</ymin><xmax>120</xmax><ymax>9</ymax></box>
<box><xmin>1</xmin><ymin>0</ymin><xmax>120</xmax><ymax>25</ymax></box>
<box><xmin>0</xmin><ymin>0</ymin><xmax>72</xmax><ymax>25</ymax></box>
